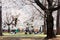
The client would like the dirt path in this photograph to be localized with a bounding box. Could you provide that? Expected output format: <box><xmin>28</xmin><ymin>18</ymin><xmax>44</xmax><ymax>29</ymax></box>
<box><xmin>0</xmin><ymin>37</ymin><xmax>60</xmax><ymax>40</ymax></box>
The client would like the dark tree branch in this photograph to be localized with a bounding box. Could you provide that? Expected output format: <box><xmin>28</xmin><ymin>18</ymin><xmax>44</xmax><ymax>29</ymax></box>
<box><xmin>47</xmin><ymin>0</ymin><xmax>53</xmax><ymax>6</ymax></box>
<box><xmin>49</xmin><ymin>5</ymin><xmax>60</xmax><ymax>11</ymax></box>
<box><xmin>34</xmin><ymin>0</ymin><xmax>47</xmax><ymax>10</ymax></box>
<box><xmin>47</xmin><ymin>0</ymin><xmax>53</xmax><ymax>12</ymax></box>
<box><xmin>32</xmin><ymin>4</ymin><xmax>44</xmax><ymax>17</ymax></box>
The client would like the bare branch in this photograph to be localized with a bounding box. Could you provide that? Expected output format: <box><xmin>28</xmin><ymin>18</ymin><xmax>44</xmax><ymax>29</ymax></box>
<box><xmin>26</xmin><ymin>0</ymin><xmax>44</xmax><ymax>18</ymax></box>
<box><xmin>47</xmin><ymin>0</ymin><xmax>53</xmax><ymax>5</ymax></box>
<box><xmin>32</xmin><ymin>4</ymin><xmax>44</xmax><ymax>18</ymax></box>
<box><xmin>34</xmin><ymin>0</ymin><xmax>47</xmax><ymax>10</ymax></box>
<box><xmin>49</xmin><ymin>5</ymin><xmax>60</xmax><ymax>11</ymax></box>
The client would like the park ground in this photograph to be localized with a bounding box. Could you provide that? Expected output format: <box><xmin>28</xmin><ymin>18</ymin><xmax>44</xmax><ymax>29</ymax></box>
<box><xmin>0</xmin><ymin>32</ymin><xmax>60</xmax><ymax>40</ymax></box>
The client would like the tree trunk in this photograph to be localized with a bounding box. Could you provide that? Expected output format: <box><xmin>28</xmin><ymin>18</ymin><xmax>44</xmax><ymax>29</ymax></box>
<box><xmin>8</xmin><ymin>26</ymin><xmax>10</xmax><ymax>33</ymax></box>
<box><xmin>46</xmin><ymin>0</ymin><xmax>56</xmax><ymax>38</ymax></box>
<box><xmin>56</xmin><ymin>9</ymin><xmax>60</xmax><ymax>34</ymax></box>
<box><xmin>15</xmin><ymin>18</ymin><xmax>17</xmax><ymax>27</ymax></box>
<box><xmin>34</xmin><ymin>0</ymin><xmax>57</xmax><ymax>39</ymax></box>
<box><xmin>56</xmin><ymin>0</ymin><xmax>60</xmax><ymax>35</ymax></box>
<box><xmin>0</xmin><ymin>6</ymin><xmax>2</xmax><ymax>36</ymax></box>
<box><xmin>46</xmin><ymin>12</ymin><xmax>56</xmax><ymax>38</ymax></box>
<box><xmin>8</xmin><ymin>24</ymin><xmax>10</xmax><ymax>33</ymax></box>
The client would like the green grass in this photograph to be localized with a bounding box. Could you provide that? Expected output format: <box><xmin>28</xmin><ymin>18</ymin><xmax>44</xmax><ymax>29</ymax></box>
<box><xmin>2</xmin><ymin>32</ymin><xmax>46</xmax><ymax>38</ymax></box>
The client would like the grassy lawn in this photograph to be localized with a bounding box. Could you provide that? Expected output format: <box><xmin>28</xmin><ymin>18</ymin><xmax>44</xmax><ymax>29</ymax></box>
<box><xmin>1</xmin><ymin>33</ymin><xmax>60</xmax><ymax>40</ymax></box>
<box><xmin>2</xmin><ymin>32</ymin><xmax>46</xmax><ymax>38</ymax></box>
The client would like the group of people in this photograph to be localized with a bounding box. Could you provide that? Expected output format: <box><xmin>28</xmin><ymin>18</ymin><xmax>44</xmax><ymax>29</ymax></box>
<box><xmin>10</xmin><ymin>26</ymin><xmax>43</xmax><ymax>34</ymax></box>
<box><xmin>25</xmin><ymin>26</ymin><xmax>43</xmax><ymax>34</ymax></box>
